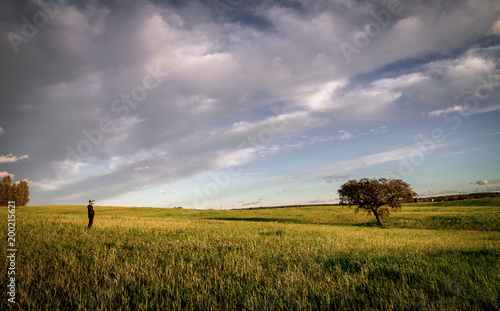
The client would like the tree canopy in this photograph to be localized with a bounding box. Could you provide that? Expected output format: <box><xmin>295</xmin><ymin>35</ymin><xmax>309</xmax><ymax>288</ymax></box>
<box><xmin>0</xmin><ymin>176</ymin><xmax>30</xmax><ymax>206</ymax></box>
<box><xmin>338</xmin><ymin>178</ymin><xmax>417</xmax><ymax>227</ymax></box>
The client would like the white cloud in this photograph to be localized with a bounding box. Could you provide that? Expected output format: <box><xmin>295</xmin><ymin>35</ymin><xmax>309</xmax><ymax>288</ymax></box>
<box><xmin>372</xmin><ymin>73</ymin><xmax>428</xmax><ymax>90</ymax></box>
<box><xmin>393</xmin><ymin>17</ymin><xmax>424</xmax><ymax>36</ymax></box>
<box><xmin>487</xmin><ymin>20</ymin><xmax>500</xmax><ymax>35</ymax></box>
<box><xmin>338</xmin><ymin>130</ymin><xmax>353</xmax><ymax>140</ymax></box>
<box><xmin>303</xmin><ymin>79</ymin><xmax>348</xmax><ymax>111</ymax></box>
<box><xmin>341</xmin><ymin>87</ymin><xmax>401</xmax><ymax>116</ymax></box>
<box><xmin>159</xmin><ymin>189</ymin><xmax>176</xmax><ymax>194</ymax></box>
<box><xmin>0</xmin><ymin>171</ymin><xmax>14</xmax><ymax>178</ymax></box>
<box><xmin>424</xmin><ymin>53</ymin><xmax>497</xmax><ymax>95</ymax></box>
<box><xmin>427</xmin><ymin>104</ymin><xmax>500</xmax><ymax>118</ymax></box>
<box><xmin>427</xmin><ymin>105</ymin><xmax>468</xmax><ymax>118</ymax></box>
<box><xmin>213</xmin><ymin>148</ymin><xmax>256</xmax><ymax>169</ymax></box>
<box><xmin>0</xmin><ymin>154</ymin><xmax>29</xmax><ymax>164</ymax></box>
<box><xmin>108</xmin><ymin>156</ymin><xmax>123</xmax><ymax>170</ymax></box>
<box><xmin>291</xmin><ymin>76</ymin><xmax>412</xmax><ymax>125</ymax></box>
<box><xmin>134</xmin><ymin>166</ymin><xmax>150</xmax><ymax>171</ymax></box>
<box><xmin>30</xmin><ymin>178</ymin><xmax>78</xmax><ymax>192</ymax></box>
<box><xmin>476</xmin><ymin>180</ymin><xmax>500</xmax><ymax>185</ymax></box>
<box><xmin>445</xmin><ymin>56</ymin><xmax>493</xmax><ymax>88</ymax></box>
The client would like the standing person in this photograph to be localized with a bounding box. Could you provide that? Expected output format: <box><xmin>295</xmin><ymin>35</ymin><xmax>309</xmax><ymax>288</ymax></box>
<box><xmin>87</xmin><ymin>199</ymin><xmax>95</xmax><ymax>229</ymax></box>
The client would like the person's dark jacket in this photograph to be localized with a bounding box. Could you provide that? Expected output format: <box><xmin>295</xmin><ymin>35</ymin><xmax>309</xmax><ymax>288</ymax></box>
<box><xmin>87</xmin><ymin>204</ymin><xmax>95</xmax><ymax>218</ymax></box>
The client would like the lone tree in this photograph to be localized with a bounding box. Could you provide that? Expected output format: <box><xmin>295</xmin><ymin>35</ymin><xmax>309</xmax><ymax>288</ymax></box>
<box><xmin>338</xmin><ymin>178</ymin><xmax>417</xmax><ymax>227</ymax></box>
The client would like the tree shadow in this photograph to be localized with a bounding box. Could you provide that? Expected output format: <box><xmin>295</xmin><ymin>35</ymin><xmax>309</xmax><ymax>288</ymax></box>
<box><xmin>207</xmin><ymin>217</ymin><xmax>306</xmax><ymax>224</ymax></box>
<box><xmin>206</xmin><ymin>217</ymin><xmax>375</xmax><ymax>227</ymax></box>
<box><xmin>206</xmin><ymin>217</ymin><xmax>386</xmax><ymax>228</ymax></box>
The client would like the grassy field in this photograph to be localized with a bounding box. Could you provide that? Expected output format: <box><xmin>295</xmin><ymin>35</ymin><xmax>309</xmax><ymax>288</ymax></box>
<box><xmin>1</xmin><ymin>198</ymin><xmax>500</xmax><ymax>310</ymax></box>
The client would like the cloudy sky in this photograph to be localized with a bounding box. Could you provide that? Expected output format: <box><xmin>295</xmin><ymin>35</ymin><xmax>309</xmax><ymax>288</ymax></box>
<box><xmin>1</xmin><ymin>0</ymin><xmax>500</xmax><ymax>208</ymax></box>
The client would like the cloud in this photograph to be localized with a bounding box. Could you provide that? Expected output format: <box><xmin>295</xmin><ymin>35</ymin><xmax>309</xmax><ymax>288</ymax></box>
<box><xmin>265</xmin><ymin>142</ymin><xmax>450</xmax><ymax>184</ymax></box>
<box><xmin>303</xmin><ymin>79</ymin><xmax>348</xmax><ymax>111</ymax></box>
<box><xmin>412</xmin><ymin>134</ymin><xmax>428</xmax><ymax>142</ymax></box>
<box><xmin>476</xmin><ymin>180</ymin><xmax>500</xmax><ymax>185</ymax></box>
<box><xmin>0</xmin><ymin>171</ymin><xmax>14</xmax><ymax>178</ymax></box>
<box><xmin>337</xmin><ymin>130</ymin><xmax>353</xmax><ymax>140</ymax></box>
<box><xmin>372</xmin><ymin>73</ymin><xmax>429</xmax><ymax>91</ymax></box>
<box><xmin>159</xmin><ymin>189</ymin><xmax>176</xmax><ymax>194</ymax></box>
<box><xmin>1</xmin><ymin>0</ymin><xmax>500</xmax><ymax>206</ymax></box>
<box><xmin>428</xmin><ymin>104</ymin><xmax>500</xmax><ymax>118</ymax></box>
<box><xmin>323</xmin><ymin>174</ymin><xmax>351</xmax><ymax>184</ymax></box>
<box><xmin>29</xmin><ymin>179</ymin><xmax>77</xmax><ymax>192</ymax></box>
<box><xmin>427</xmin><ymin>106</ymin><xmax>467</xmax><ymax>118</ymax></box>
<box><xmin>476</xmin><ymin>186</ymin><xmax>500</xmax><ymax>192</ymax></box>
<box><xmin>0</xmin><ymin>154</ymin><xmax>29</xmax><ymax>164</ymax></box>
<box><xmin>50</xmin><ymin>161</ymin><xmax>92</xmax><ymax>180</ymax></box>
<box><xmin>108</xmin><ymin>156</ymin><xmax>123</xmax><ymax>171</ymax></box>
<box><xmin>299</xmin><ymin>79</ymin><xmax>404</xmax><ymax>124</ymax></box>
<box><xmin>487</xmin><ymin>20</ymin><xmax>500</xmax><ymax>35</ymax></box>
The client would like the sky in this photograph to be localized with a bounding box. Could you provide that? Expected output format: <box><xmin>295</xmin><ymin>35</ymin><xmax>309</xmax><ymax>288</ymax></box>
<box><xmin>1</xmin><ymin>0</ymin><xmax>500</xmax><ymax>209</ymax></box>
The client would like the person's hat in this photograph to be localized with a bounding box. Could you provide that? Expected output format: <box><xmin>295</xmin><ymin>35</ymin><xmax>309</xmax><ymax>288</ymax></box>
<box><xmin>89</xmin><ymin>199</ymin><xmax>94</xmax><ymax>203</ymax></box>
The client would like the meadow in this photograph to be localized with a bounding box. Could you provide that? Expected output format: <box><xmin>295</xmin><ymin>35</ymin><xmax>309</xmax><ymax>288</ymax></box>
<box><xmin>1</xmin><ymin>198</ymin><xmax>500</xmax><ymax>310</ymax></box>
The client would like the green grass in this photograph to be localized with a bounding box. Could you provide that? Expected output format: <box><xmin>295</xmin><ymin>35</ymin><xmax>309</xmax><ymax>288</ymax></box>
<box><xmin>1</xmin><ymin>199</ymin><xmax>500</xmax><ymax>310</ymax></box>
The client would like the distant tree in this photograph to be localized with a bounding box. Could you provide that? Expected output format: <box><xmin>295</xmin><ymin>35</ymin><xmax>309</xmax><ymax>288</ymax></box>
<box><xmin>338</xmin><ymin>178</ymin><xmax>417</xmax><ymax>227</ymax></box>
<box><xmin>1</xmin><ymin>176</ymin><xmax>13</xmax><ymax>206</ymax></box>
<box><xmin>15</xmin><ymin>180</ymin><xmax>30</xmax><ymax>206</ymax></box>
<box><xmin>0</xmin><ymin>180</ymin><xmax>4</xmax><ymax>205</ymax></box>
<box><xmin>0</xmin><ymin>176</ymin><xmax>30</xmax><ymax>206</ymax></box>
<box><xmin>11</xmin><ymin>182</ymin><xmax>19</xmax><ymax>205</ymax></box>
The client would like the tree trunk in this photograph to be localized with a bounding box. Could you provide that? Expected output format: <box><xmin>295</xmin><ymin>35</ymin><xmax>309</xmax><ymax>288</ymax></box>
<box><xmin>372</xmin><ymin>208</ymin><xmax>384</xmax><ymax>227</ymax></box>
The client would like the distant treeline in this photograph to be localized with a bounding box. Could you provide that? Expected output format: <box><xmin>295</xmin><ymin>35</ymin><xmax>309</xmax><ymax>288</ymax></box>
<box><xmin>416</xmin><ymin>192</ymin><xmax>500</xmax><ymax>202</ymax></box>
<box><xmin>0</xmin><ymin>176</ymin><xmax>30</xmax><ymax>206</ymax></box>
